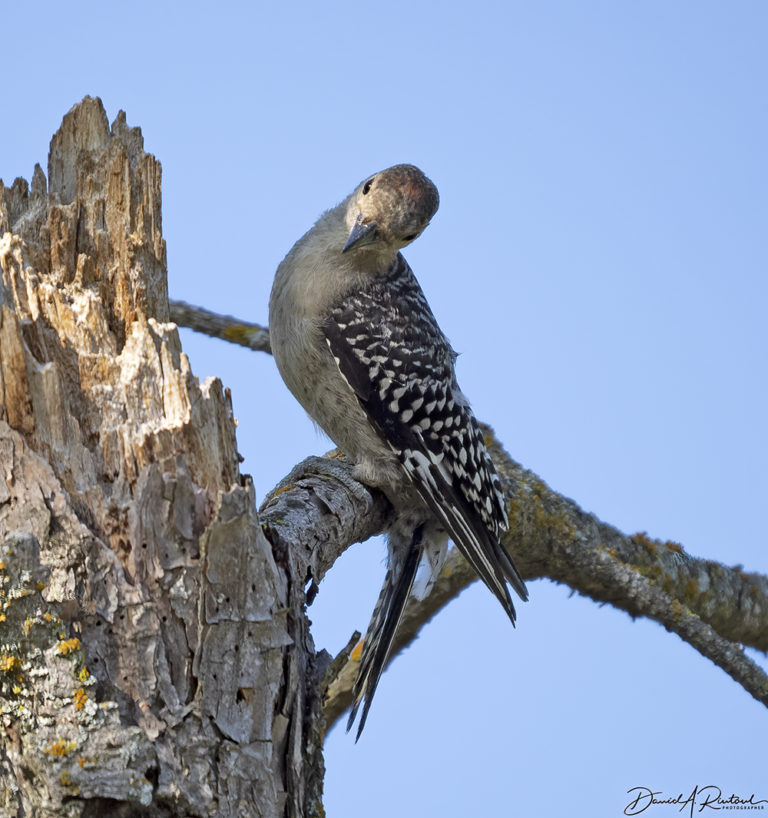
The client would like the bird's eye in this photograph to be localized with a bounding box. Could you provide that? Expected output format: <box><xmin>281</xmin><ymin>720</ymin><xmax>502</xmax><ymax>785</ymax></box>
<box><xmin>403</xmin><ymin>233</ymin><xmax>418</xmax><ymax>242</ymax></box>
<box><xmin>362</xmin><ymin>178</ymin><xmax>374</xmax><ymax>195</ymax></box>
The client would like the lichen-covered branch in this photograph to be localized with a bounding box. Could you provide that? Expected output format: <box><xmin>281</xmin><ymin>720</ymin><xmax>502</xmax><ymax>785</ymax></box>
<box><xmin>261</xmin><ymin>443</ymin><xmax>768</xmax><ymax>732</ymax></box>
<box><xmin>484</xmin><ymin>431</ymin><xmax>768</xmax><ymax>653</ymax></box>
<box><xmin>169</xmin><ymin>300</ymin><xmax>271</xmax><ymax>353</ymax></box>
<box><xmin>168</xmin><ymin>285</ymin><xmax>768</xmax><ymax>728</ymax></box>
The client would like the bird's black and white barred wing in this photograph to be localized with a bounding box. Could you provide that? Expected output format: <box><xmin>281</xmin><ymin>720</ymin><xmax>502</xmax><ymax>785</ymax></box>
<box><xmin>324</xmin><ymin>255</ymin><xmax>528</xmax><ymax>619</ymax></box>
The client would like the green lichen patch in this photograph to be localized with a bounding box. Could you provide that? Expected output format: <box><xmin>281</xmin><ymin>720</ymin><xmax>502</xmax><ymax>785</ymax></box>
<box><xmin>43</xmin><ymin>738</ymin><xmax>78</xmax><ymax>757</ymax></box>
<box><xmin>0</xmin><ymin>534</ymin><xmax>96</xmax><ymax>732</ymax></box>
<box><xmin>630</xmin><ymin>531</ymin><xmax>659</xmax><ymax>557</ymax></box>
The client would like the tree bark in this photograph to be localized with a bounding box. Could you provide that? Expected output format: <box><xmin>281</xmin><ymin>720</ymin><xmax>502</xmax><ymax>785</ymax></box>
<box><xmin>0</xmin><ymin>97</ymin><xmax>324</xmax><ymax>817</ymax></box>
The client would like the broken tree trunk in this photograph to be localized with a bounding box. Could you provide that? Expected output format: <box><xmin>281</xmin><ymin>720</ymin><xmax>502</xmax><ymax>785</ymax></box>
<box><xmin>0</xmin><ymin>97</ymin><xmax>325</xmax><ymax>817</ymax></box>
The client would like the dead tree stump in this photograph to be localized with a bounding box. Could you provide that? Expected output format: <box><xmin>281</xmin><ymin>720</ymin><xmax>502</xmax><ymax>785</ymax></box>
<box><xmin>0</xmin><ymin>97</ymin><xmax>323</xmax><ymax>818</ymax></box>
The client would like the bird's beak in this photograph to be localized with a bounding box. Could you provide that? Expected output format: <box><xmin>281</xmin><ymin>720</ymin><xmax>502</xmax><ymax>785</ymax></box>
<box><xmin>342</xmin><ymin>216</ymin><xmax>378</xmax><ymax>253</ymax></box>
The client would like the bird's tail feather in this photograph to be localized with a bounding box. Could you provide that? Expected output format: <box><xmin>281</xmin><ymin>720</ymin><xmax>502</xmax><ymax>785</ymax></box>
<box><xmin>411</xmin><ymin>471</ymin><xmax>527</xmax><ymax>623</ymax></box>
<box><xmin>347</xmin><ymin>526</ymin><xmax>423</xmax><ymax>741</ymax></box>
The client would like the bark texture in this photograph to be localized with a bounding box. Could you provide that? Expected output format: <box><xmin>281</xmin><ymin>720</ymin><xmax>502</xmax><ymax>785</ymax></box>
<box><xmin>0</xmin><ymin>98</ymin><xmax>322</xmax><ymax>817</ymax></box>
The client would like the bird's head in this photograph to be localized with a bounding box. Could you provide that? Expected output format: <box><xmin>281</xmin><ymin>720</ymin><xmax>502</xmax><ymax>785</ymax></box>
<box><xmin>342</xmin><ymin>164</ymin><xmax>439</xmax><ymax>255</ymax></box>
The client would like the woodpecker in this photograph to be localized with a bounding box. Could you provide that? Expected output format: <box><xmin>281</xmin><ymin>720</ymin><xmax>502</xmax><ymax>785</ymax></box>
<box><xmin>269</xmin><ymin>164</ymin><xmax>527</xmax><ymax>739</ymax></box>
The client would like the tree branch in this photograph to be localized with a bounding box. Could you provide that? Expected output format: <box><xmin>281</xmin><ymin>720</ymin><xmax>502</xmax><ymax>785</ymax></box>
<box><xmin>169</xmin><ymin>300</ymin><xmax>271</xmax><ymax>353</ymax></box>
<box><xmin>173</xmin><ymin>299</ymin><xmax>768</xmax><ymax>729</ymax></box>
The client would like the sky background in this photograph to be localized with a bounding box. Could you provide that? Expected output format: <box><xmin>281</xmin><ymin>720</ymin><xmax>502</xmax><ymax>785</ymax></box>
<box><xmin>2</xmin><ymin>2</ymin><xmax>767</xmax><ymax>815</ymax></box>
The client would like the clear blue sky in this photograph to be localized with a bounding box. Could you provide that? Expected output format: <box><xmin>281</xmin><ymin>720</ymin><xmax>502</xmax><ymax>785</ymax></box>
<box><xmin>3</xmin><ymin>2</ymin><xmax>766</xmax><ymax>815</ymax></box>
